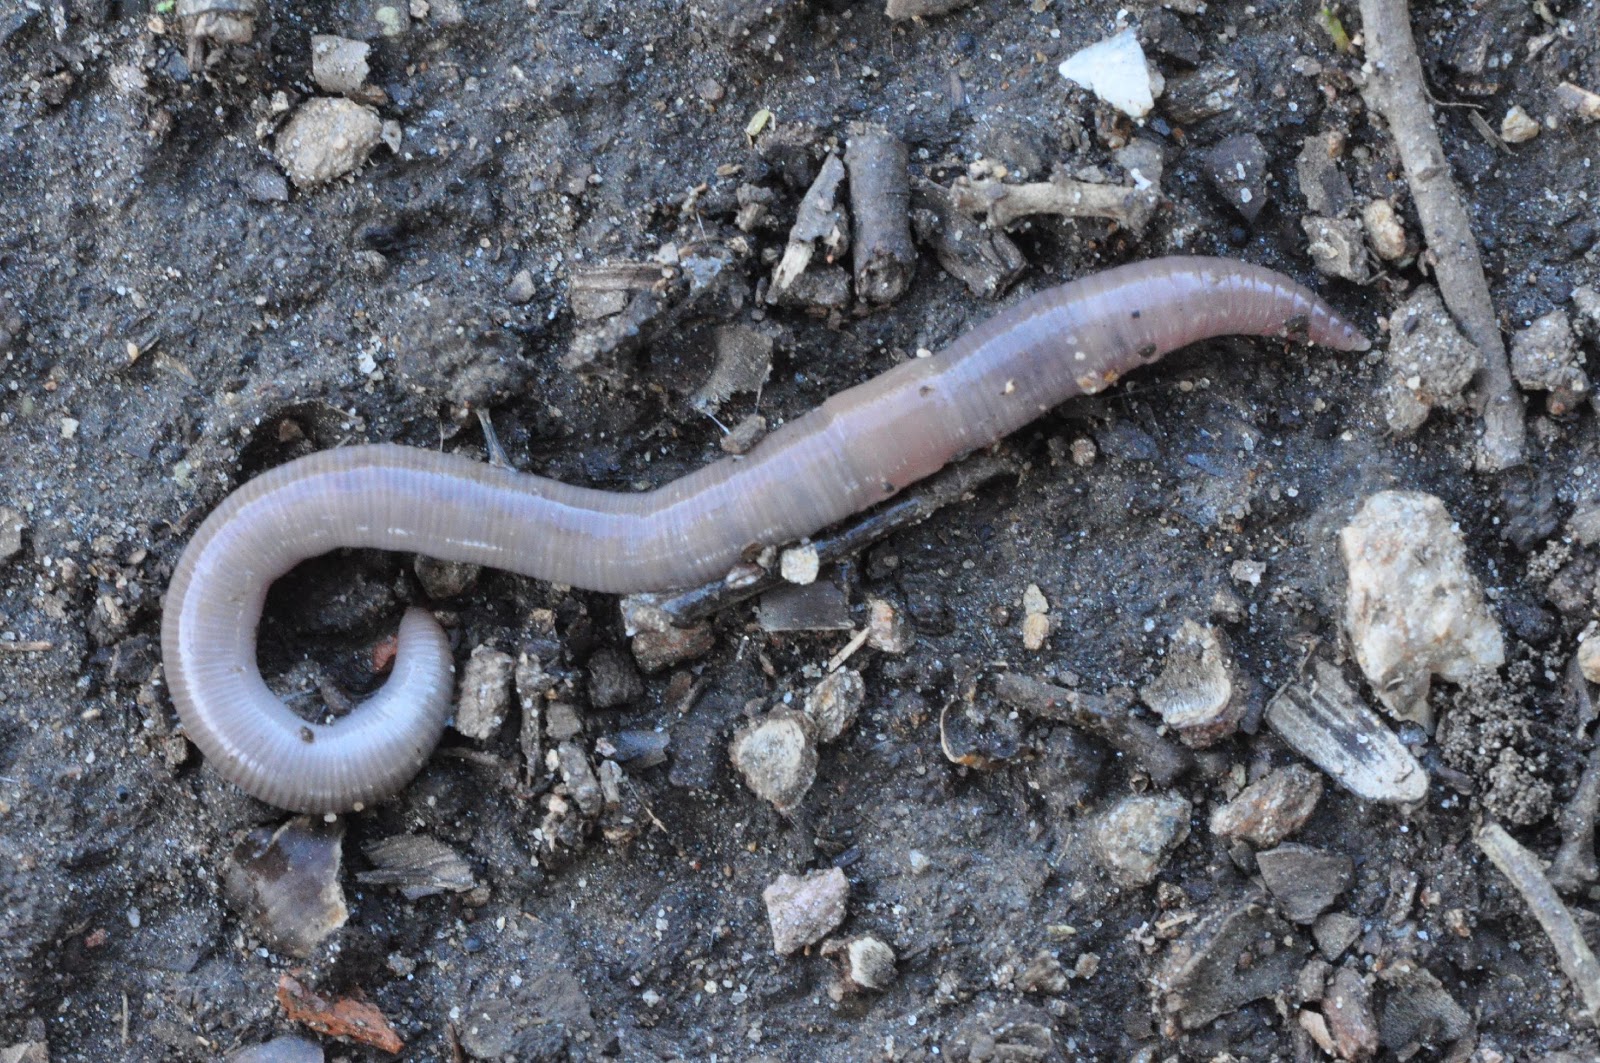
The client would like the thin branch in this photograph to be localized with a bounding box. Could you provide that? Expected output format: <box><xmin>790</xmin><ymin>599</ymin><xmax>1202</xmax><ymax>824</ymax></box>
<box><xmin>1357</xmin><ymin>0</ymin><xmax>1527</xmax><ymax>471</ymax></box>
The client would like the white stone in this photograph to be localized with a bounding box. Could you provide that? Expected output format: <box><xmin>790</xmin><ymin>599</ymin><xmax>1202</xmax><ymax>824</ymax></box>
<box><xmin>1339</xmin><ymin>491</ymin><xmax>1504</xmax><ymax>728</ymax></box>
<box><xmin>1058</xmin><ymin>29</ymin><xmax>1156</xmax><ymax>119</ymax></box>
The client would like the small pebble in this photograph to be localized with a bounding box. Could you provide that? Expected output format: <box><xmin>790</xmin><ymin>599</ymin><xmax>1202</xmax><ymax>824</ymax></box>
<box><xmin>0</xmin><ymin>507</ymin><xmax>25</xmax><ymax>561</ymax></box>
<box><xmin>632</xmin><ymin>622</ymin><xmax>716</xmax><ymax>673</ymax></box>
<box><xmin>804</xmin><ymin>669</ymin><xmax>864</xmax><ymax>743</ymax></box>
<box><xmin>454</xmin><ymin>645</ymin><xmax>515</xmax><ymax>740</ymax></box>
<box><xmin>865</xmin><ymin>597</ymin><xmax>912</xmax><ymax>653</ymax></box>
<box><xmin>828</xmin><ymin>935</ymin><xmax>897</xmax><ymax>992</ymax></box>
<box><xmin>1088</xmin><ymin>793</ymin><xmax>1192</xmax><ymax>886</ymax></box>
<box><xmin>310</xmin><ymin>35</ymin><xmax>370</xmax><ymax>96</ymax></box>
<box><xmin>413</xmin><ymin>555</ymin><xmax>480</xmax><ymax>598</ymax></box>
<box><xmin>1362</xmin><ymin>199</ymin><xmax>1407</xmax><ymax>261</ymax></box>
<box><xmin>275</xmin><ymin>97</ymin><xmax>387</xmax><ymax>189</ymax></box>
<box><xmin>1209</xmin><ymin>764</ymin><xmax>1323</xmax><ymax>848</ymax></box>
<box><xmin>1578</xmin><ymin>632</ymin><xmax>1600</xmax><ymax>685</ymax></box>
<box><xmin>1301</xmin><ymin>215</ymin><xmax>1369</xmax><ymax>282</ymax></box>
<box><xmin>587</xmin><ymin>645</ymin><xmax>643</xmax><ymax>709</ymax></box>
<box><xmin>1140</xmin><ymin>621</ymin><xmax>1244</xmax><ymax>748</ymax></box>
<box><xmin>506</xmin><ymin>269</ymin><xmax>537</xmax><ymax>304</ymax></box>
<box><xmin>1069</xmin><ymin>437</ymin><xmax>1097</xmax><ymax>466</ymax></box>
<box><xmin>1500</xmin><ymin>104</ymin><xmax>1540</xmax><ymax>144</ymax></box>
<box><xmin>763</xmin><ymin>866</ymin><xmax>849</xmax><ymax>955</ymax></box>
<box><xmin>720</xmin><ymin>413</ymin><xmax>768</xmax><ymax>455</ymax></box>
<box><xmin>224</xmin><ymin>1037</ymin><xmax>325</xmax><ymax>1063</ymax></box>
<box><xmin>731</xmin><ymin>709</ymin><xmax>818</xmax><ymax>812</ymax></box>
<box><xmin>1509</xmin><ymin>309</ymin><xmax>1588</xmax><ymax>413</ymax></box>
<box><xmin>1058</xmin><ymin>29</ymin><xmax>1157</xmax><ymax>119</ymax></box>
<box><xmin>780</xmin><ymin>543</ymin><xmax>821</xmax><ymax>585</ymax></box>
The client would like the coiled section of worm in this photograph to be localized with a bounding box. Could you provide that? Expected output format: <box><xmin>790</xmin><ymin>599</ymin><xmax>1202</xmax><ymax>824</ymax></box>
<box><xmin>161</xmin><ymin>256</ymin><xmax>1369</xmax><ymax>812</ymax></box>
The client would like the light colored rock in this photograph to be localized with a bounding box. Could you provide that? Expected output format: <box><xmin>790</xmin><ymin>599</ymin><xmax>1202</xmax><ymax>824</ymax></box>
<box><xmin>275</xmin><ymin>97</ymin><xmax>386</xmax><ymax>189</ymax></box>
<box><xmin>1510</xmin><ymin>309</ymin><xmax>1588</xmax><ymax>413</ymax></box>
<box><xmin>865</xmin><ymin>598</ymin><xmax>912</xmax><ymax>653</ymax></box>
<box><xmin>454</xmin><ymin>645</ymin><xmax>515</xmax><ymax>740</ymax></box>
<box><xmin>1058</xmin><ymin>29</ymin><xmax>1157</xmax><ymax>119</ymax></box>
<box><xmin>1209</xmin><ymin>764</ymin><xmax>1323</xmax><ymax>847</ymax></box>
<box><xmin>1579</xmin><ymin>629</ymin><xmax>1600</xmax><ymax>685</ymax></box>
<box><xmin>310</xmin><ymin>35</ymin><xmax>370</xmax><ymax>96</ymax></box>
<box><xmin>1302</xmin><ymin>215</ymin><xmax>1369</xmax><ymax>283</ymax></box>
<box><xmin>828</xmin><ymin>935</ymin><xmax>897</xmax><ymax>991</ymax></box>
<box><xmin>731</xmin><ymin>709</ymin><xmax>817</xmax><ymax>812</ymax></box>
<box><xmin>805</xmin><ymin>669</ymin><xmax>864</xmax><ymax>743</ymax></box>
<box><xmin>222</xmin><ymin>817</ymin><xmax>346</xmax><ymax>959</ymax></box>
<box><xmin>764</xmin><ymin>867</ymin><xmax>848</xmax><ymax>955</ymax></box>
<box><xmin>1500</xmin><ymin>104</ymin><xmax>1540</xmax><ymax>144</ymax></box>
<box><xmin>1380</xmin><ymin>286</ymin><xmax>1482</xmax><ymax>434</ymax></box>
<box><xmin>1362</xmin><ymin>199</ymin><xmax>1407</xmax><ymax>261</ymax></box>
<box><xmin>0</xmin><ymin>507</ymin><xmax>24</xmax><ymax>561</ymax></box>
<box><xmin>1340</xmin><ymin>491</ymin><xmax>1504</xmax><ymax>727</ymax></box>
<box><xmin>780</xmin><ymin>543</ymin><xmax>820</xmax><ymax>585</ymax></box>
<box><xmin>1089</xmin><ymin>793</ymin><xmax>1191</xmax><ymax>886</ymax></box>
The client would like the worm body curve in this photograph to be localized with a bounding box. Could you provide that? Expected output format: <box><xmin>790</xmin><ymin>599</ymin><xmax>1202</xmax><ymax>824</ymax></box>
<box><xmin>162</xmin><ymin>257</ymin><xmax>1368</xmax><ymax>812</ymax></box>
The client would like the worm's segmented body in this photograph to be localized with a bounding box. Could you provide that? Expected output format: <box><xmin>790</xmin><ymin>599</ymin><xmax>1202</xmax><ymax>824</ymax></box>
<box><xmin>162</xmin><ymin>257</ymin><xmax>1368</xmax><ymax>812</ymax></box>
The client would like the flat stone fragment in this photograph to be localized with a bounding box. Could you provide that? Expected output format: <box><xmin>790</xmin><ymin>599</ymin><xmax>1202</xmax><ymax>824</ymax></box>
<box><xmin>1058</xmin><ymin>29</ymin><xmax>1157</xmax><ymax>119</ymax></box>
<box><xmin>1153</xmin><ymin>899</ymin><xmax>1308</xmax><ymax>1030</ymax></box>
<box><xmin>224</xmin><ymin>1037</ymin><xmax>325</xmax><ymax>1063</ymax></box>
<box><xmin>1324</xmin><ymin>966</ymin><xmax>1380</xmax><ymax>1061</ymax></box>
<box><xmin>1266</xmin><ymin>661</ymin><xmax>1430</xmax><ymax>804</ymax></box>
<box><xmin>222</xmin><ymin>817</ymin><xmax>347</xmax><ymax>959</ymax></box>
<box><xmin>1089</xmin><ymin>793</ymin><xmax>1192</xmax><ymax>886</ymax></box>
<box><xmin>454</xmin><ymin>645</ymin><xmax>515</xmax><ymax>740</ymax></box>
<box><xmin>1203</xmin><ymin>134</ymin><xmax>1269</xmax><ymax>223</ymax></box>
<box><xmin>631</xmin><ymin>622</ymin><xmax>715</xmax><ymax>672</ymax></box>
<box><xmin>1209</xmin><ymin>764</ymin><xmax>1323</xmax><ymax>847</ymax></box>
<box><xmin>1313</xmin><ymin>911</ymin><xmax>1361</xmax><ymax>960</ymax></box>
<box><xmin>1340</xmin><ymin>491</ymin><xmax>1505</xmax><ymax>728</ymax></box>
<box><xmin>764</xmin><ymin>866</ymin><xmax>848</xmax><ymax>955</ymax></box>
<box><xmin>1296</xmin><ymin>133</ymin><xmax>1353</xmax><ymax>217</ymax></box>
<box><xmin>1256</xmin><ymin>844</ymin><xmax>1354</xmax><ymax>923</ymax></box>
<box><xmin>1141</xmin><ymin>620</ymin><xmax>1244</xmax><ymax>748</ymax></box>
<box><xmin>1377</xmin><ymin>963</ymin><xmax>1472</xmax><ymax>1052</ymax></box>
<box><xmin>275</xmin><ymin>97</ymin><xmax>385</xmax><ymax>189</ymax></box>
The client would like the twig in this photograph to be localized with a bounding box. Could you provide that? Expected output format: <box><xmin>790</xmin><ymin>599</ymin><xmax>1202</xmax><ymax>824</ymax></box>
<box><xmin>990</xmin><ymin>672</ymin><xmax>1194</xmax><ymax>788</ymax></box>
<box><xmin>0</xmin><ymin>640</ymin><xmax>52</xmax><ymax>653</ymax></box>
<box><xmin>643</xmin><ymin>449</ymin><xmax>1020</xmax><ymax>626</ymax></box>
<box><xmin>1477</xmin><ymin>822</ymin><xmax>1600</xmax><ymax>1026</ymax></box>
<box><xmin>1552</xmin><ymin>654</ymin><xmax>1600</xmax><ymax>893</ymax></box>
<box><xmin>1357</xmin><ymin>0</ymin><xmax>1527</xmax><ymax>471</ymax></box>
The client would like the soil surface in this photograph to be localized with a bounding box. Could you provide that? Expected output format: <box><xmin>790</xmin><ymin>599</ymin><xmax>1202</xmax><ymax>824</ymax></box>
<box><xmin>3</xmin><ymin>0</ymin><xmax>1600</xmax><ymax>1059</ymax></box>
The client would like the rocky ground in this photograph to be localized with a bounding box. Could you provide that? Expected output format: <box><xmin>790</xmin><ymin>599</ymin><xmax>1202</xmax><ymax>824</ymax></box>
<box><xmin>3</xmin><ymin>0</ymin><xmax>1600</xmax><ymax>1059</ymax></box>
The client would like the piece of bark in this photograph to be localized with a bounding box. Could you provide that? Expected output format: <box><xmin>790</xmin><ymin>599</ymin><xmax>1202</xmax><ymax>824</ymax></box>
<box><xmin>770</xmin><ymin>154</ymin><xmax>848</xmax><ymax>299</ymax></box>
<box><xmin>845</xmin><ymin>123</ymin><xmax>917</xmax><ymax>305</ymax></box>
<box><xmin>910</xmin><ymin>178</ymin><xmax>1027</xmax><ymax>298</ymax></box>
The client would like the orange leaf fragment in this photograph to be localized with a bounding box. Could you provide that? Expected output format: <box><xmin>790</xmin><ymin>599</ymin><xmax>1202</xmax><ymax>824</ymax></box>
<box><xmin>276</xmin><ymin>972</ymin><xmax>404</xmax><ymax>1054</ymax></box>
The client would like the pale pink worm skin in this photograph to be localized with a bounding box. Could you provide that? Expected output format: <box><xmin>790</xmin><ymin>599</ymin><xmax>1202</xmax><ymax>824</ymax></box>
<box><xmin>161</xmin><ymin>257</ymin><xmax>1369</xmax><ymax>812</ymax></box>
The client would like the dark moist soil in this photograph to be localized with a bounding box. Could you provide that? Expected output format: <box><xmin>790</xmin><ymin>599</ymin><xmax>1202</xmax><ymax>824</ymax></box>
<box><xmin>2</xmin><ymin>0</ymin><xmax>1599</xmax><ymax>1059</ymax></box>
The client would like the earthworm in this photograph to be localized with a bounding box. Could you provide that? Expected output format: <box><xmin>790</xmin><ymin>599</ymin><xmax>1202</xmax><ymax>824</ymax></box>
<box><xmin>161</xmin><ymin>256</ymin><xmax>1369</xmax><ymax>812</ymax></box>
